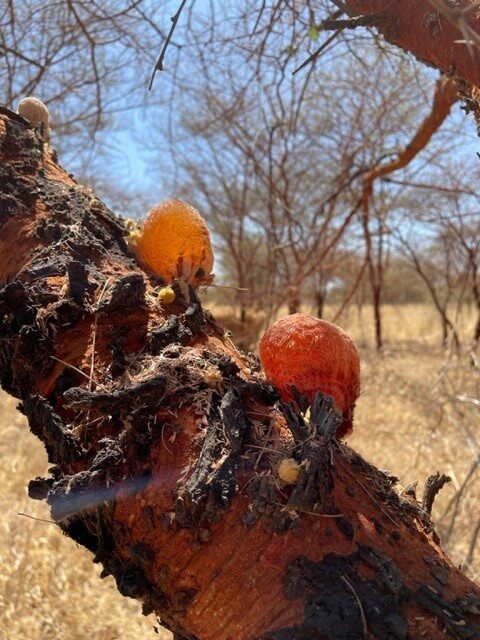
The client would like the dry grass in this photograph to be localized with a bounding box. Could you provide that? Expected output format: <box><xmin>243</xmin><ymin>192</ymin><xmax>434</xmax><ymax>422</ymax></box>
<box><xmin>0</xmin><ymin>395</ymin><xmax>170</xmax><ymax>640</ymax></box>
<box><xmin>1</xmin><ymin>303</ymin><xmax>479</xmax><ymax>638</ymax></box>
<box><xmin>211</xmin><ymin>302</ymin><xmax>478</xmax><ymax>351</ymax></box>
<box><xmin>352</xmin><ymin>345</ymin><xmax>480</xmax><ymax>580</ymax></box>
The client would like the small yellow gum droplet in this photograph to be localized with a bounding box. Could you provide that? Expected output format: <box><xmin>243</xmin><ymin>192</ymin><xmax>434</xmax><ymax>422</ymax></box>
<box><xmin>158</xmin><ymin>286</ymin><xmax>176</xmax><ymax>304</ymax></box>
<box><xmin>277</xmin><ymin>458</ymin><xmax>301</xmax><ymax>484</ymax></box>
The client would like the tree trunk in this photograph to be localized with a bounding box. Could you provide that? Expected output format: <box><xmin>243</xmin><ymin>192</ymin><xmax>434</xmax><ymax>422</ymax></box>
<box><xmin>1</xmin><ymin>110</ymin><xmax>480</xmax><ymax>640</ymax></box>
<box><xmin>361</xmin><ymin>212</ymin><xmax>383</xmax><ymax>352</ymax></box>
<box><xmin>358</xmin><ymin>75</ymin><xmax>459</xmax><ymax>352</ymax></box>
<box><xmin>315</xmin><ymin>290</ymin><xmax>325</xmax><ymax>319</ymax></box>
<box><xmin>471</xmin><ymin>262</ymin><xmax>480</xmax><ymax>345</ymax></box>
<box><xmin>441</xmin><ymin>314</ymin><xmax>449</xmax><ymax>346</ymax></box>
<box><xmin>240</xmin><ymin>303</ymin><xmax>247</xmax><ymax>325</ymax></box>
<box><xmin>372</xmin><ymin>284</ymin><xmax>383</xmax><ymax>351</ymax></box>
<box><xmin>287</xmin><ymin>286</ymin><xmax>300</xmax><ymax>315</ymax></box>
<box><xmin>474</xmin><ymin>313</ymin><xmax>480</xmax><ymax>346</ymax></box>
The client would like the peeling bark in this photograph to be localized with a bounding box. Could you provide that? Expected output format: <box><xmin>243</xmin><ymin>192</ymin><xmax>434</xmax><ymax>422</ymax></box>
<box><xmin>1</xmin><ymin>109</ymin><xmax>480</xmax><ymax>640</ymax></box>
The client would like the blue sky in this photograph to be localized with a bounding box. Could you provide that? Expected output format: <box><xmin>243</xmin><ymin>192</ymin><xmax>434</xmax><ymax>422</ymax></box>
<box><xmin>56</xmin><ymin>1</ymin><xmax>479</xmax><ymax>228</ymax></box>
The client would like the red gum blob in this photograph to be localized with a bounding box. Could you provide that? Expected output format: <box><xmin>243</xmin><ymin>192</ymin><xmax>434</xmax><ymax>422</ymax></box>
<box><xmin>259</xmin><ymin>313</ymin><xmax>361</xmax><ymax>438</ymax></box>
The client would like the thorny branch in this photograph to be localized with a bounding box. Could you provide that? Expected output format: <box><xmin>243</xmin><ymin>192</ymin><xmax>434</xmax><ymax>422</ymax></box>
<box><xmin>293</xmin><ymin>8</ymin><xmax>386</xmax><ymax>75</ymax></box>
<box><xmin>149</xmin><ymin>0</ymin><xmax>189</xmax><ymax>90</ymax></box>
<box><xmin>321</xmin><ymin>10</ymin><xmax>387</xmax><ymax>32</ymax></box>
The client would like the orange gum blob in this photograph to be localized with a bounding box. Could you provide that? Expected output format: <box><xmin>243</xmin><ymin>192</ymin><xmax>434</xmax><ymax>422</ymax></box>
<box><xmin>137</xmin><ymin>199</ymin><xmax>214</xmax><ymax>287</ymax></box>
<box><xmin>259</xmin><ymin>313</ymin><xmax>361</xmax><ymax>438</ymax></box>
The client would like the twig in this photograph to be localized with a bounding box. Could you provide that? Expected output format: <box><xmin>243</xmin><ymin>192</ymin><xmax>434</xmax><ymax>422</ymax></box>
<box><xmin>209</xmin><ymin>284</ymin><xmax>249</xmax><ymax>291</ymax></box>
<box><xmin>332</xmin><ymin>258</ymin><xmax>367</xmax><ymax>323</ymax></box>
<box><xmin>443</xmin><ymin>453</ymin><xmax>480</xmax><ymax>542</ymax></box>
<box><xmin>455</xmin><ymin>394</ymin><xmax>480</xmax><ymax>407</ymax></box>
<box><xmin>380</xmin><ymin>176</ymin><xmax>475</xmax><ymax>196</ymax></box>
<box><xmin>252</xmin><ymin>0</ymin><xmax>267</xmax><ymax>35</ymax></box>
<box><xmin>160</xmin><ymin>417</ymin><xmax>174</xmax><ymax>455</ymax></box>
<box><xmin>276</xmin><ymin>501</ymin><xmax>346</xmax><ymax>517</ymax></box>
<box><xmin>18</xmin><ymin>511</ymin><xmax>55</xmax><ymax>525</ymax></box>
<box><xmin>149</xmin><ymin>0</ymin><xmax>189</xmax><ymax>90</ymax></box>
<box><xmin>328</xmin><ymin>0</ymin><xmax>350</xmax><ymax>11</ymax></box>
<box><xmin>341</xmin><ymin>575</ymin><xmax>368</xmax><ymax>636</ymax></box>
<box><xmin>321</xmin><ymin>11</ymin><xmax>386</xmax><ymax>32</ymax></box>
<box><xmin>66</xmin><ymin>0</ymin><xmax>102</xmax><ymax>129</ymax></box>
<box><xmin>254</xmin><ymin>420</ymin><xmax>273</xmax><ymax>470</ymax></box>
<box><xmin>50</xmin><ymin>356</ymin><xmax>108</xmax><ymax>391</ymax></box>
<box><xmin>89</xmin><ymin>278</ymin><xmax>111</xmax><ymax>392</ymax></box>
<box><xmin>293</xmin><ymin>31</ymin><xmax>339</xmax><ymax>75</ymax></box>
<box><xmin>466</xmin><ymin>517</ymin><xmax>480</xmax><ymax>567</ymax></box>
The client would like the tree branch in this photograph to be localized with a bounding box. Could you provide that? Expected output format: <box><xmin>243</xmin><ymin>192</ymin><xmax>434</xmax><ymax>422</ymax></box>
<box><xmin>149</xmin><ymin>0</ymin><xmax>189</xmax><ymax>90</ymax></box>
<box><xmin>361</xmin><ymin>76</ymin><xmax>459</xmax><ymax>213</ymax></box>
<box><xmin>321</xmin><ymin>10</ymin><xmax>387</xmax><ymax>32</ymax></box>
<box><xmin>1</xmin><ymin>108</ymin><xmax>480</xmax><ymax>639</ymax></box>
<box><xmin>333</xmin><ymin>0</ymin><xmax>480</xmax><ymax>87</ymax></box>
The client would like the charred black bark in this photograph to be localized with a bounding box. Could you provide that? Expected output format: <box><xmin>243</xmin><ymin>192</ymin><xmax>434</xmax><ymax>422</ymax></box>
<box><xmin>267</xmin><ymin>547</ymin><xmax>409</xmax><ymax>640</ymax></box>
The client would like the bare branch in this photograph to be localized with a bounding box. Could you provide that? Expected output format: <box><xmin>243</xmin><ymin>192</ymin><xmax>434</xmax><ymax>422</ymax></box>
<box><xmin>321</xmin><ymin>10</ymin><xmax>386</xmax><ymax>32</ymax></box>
<box><xmin>149</xmin><ymin>0</ymin><xmax>189</xmax><ymax>90</ymax></box>
<box><xmin>292</xmin><ymin>30</ymin><xmax>340</xmax><ymax>75</ymax></box>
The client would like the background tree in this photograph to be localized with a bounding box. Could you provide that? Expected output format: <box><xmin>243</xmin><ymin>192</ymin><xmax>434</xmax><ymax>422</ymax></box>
<box><xmin>0</xmin><ymin>0</ymin><xmax>168</xmax><ymax>190</ymax></box>
<box><xmin>153</xmin><ymin>9</ymin><xmax>471</xmax><ymax>339</ymax></box>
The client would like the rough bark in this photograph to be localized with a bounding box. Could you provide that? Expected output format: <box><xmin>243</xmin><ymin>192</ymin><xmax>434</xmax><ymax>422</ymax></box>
<box><xmin>1</xmin><ymin>110</ymin><xmax>480</xmax><ymax>640</ymax></box>
<box><xmin>315</xmin><ymin>291</ymin><xmax>325</xmax><ymax>319</ymax></box>
<box><xmin>338</xmin><ymin>0</ymin><xmax>480</xmax><ymax>90</ymax></box>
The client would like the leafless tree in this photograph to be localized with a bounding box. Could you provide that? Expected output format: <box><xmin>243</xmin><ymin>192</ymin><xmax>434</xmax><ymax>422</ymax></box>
<box><xmin>2</xmin><ymin>0</ymin><xmax>478</xmax><ymax>339</ymax></box>
<box><xmin>0</xmin><ymin>1</ymin><xmax>170</xmax><ymax>168</ymax></box>
<box><xmin>150</xmin><ymin>7</ymin><xmax>463</xmax><ymax>332</ymax></box>
<box><xmin>437</xmin><ymin>202</ymin><xmax>480</xmax><ymax>345</ymax></box>
<box><xmin>397</xmin><ymin>227</ymin><xmax>462</xmax><ymax>347</ymax></box>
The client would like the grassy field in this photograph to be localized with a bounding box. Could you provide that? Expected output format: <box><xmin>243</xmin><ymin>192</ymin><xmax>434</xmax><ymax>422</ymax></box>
<box><xmin>1</xmin><ymin>303</ymin><xmax>479</xmax><ymax>639</ymax></box>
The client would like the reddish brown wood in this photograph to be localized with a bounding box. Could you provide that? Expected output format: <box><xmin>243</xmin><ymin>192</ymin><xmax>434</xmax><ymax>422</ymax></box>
<box><xmin>340</xmin><ymin>0</ymin><xmax>480</xmax><ymax>88</ymax></box>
